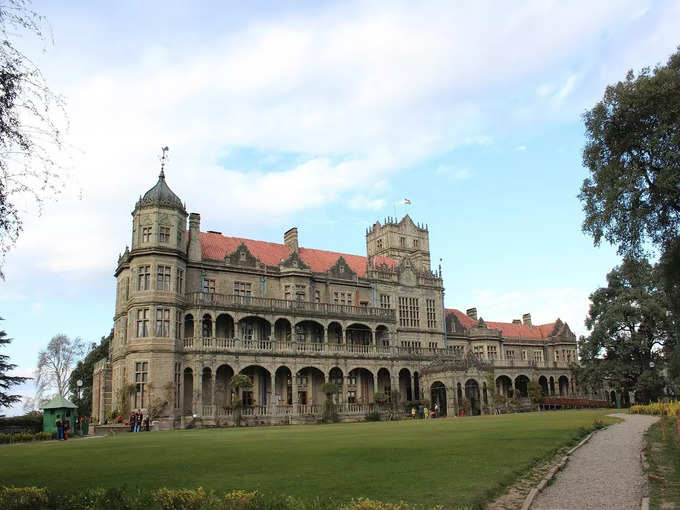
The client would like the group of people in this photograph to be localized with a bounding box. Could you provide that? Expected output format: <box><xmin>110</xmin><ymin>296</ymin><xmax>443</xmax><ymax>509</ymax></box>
<box><xmin>410</xmin><ymin>402</ymin><xmax>440</xmax><ymax>419</ymax></box>
<box><xmin>129</xmin><ymin>410</ymin><xmax>151</xmax><ymax>432</ymax></box>
<box><xmin>55</xmin><ymin>415</ymin><xmax>70</xmax><ymax>440</ymax></box>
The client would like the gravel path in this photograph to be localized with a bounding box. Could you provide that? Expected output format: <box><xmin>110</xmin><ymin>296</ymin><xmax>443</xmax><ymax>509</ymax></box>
<box><xmin>532</xmin><ymin>413</ymin><xmax>658</xmax><ymax>510</ymax></box>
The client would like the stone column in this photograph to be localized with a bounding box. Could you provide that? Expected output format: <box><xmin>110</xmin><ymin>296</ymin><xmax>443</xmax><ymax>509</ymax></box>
<box><xmin>410</xmin><ymin>375</ymin><xmax>415</xmax><ymax>401</ymax></box>
<box><xmin>292</xmin><ymin>368</ymin><xmax>299</xmax><ymax>407</ymax></box>
<box><xmin>372</xmin><ymin>371</ymin><xmax>378</xmax><ymax>401</ymax></box>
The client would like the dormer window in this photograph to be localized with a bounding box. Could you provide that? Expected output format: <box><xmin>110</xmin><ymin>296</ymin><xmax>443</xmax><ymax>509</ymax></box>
<box><xmin>339</xmin><ymin>265</ymin><xmax>345</xmax><ymax>274</ymax></box>
<box><xmin>377</xmin><ymin>239</ymin><xmax>383</xmax><ymax>250</ymax></box>
<box><xmin>240</xmin><ymin>251</ymin><xmax>246</xmax><ymax>262</ymax></box>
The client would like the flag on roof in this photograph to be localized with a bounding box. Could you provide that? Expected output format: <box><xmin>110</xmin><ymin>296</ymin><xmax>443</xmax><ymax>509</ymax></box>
<box><xmin>404</xmin><ymin>198</ymin><xmax>411</xmax><ymax>205</ymax></box>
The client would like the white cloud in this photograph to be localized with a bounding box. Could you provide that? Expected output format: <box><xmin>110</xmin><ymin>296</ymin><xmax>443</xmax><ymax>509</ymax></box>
<box><xmin>4</xmin><ymin>0</ymin><xmax>679</xmax><ymax>282</ymax></box>
<box><xmin>515</xmin><ymin>145</ymin><xmax>527</xmax><ymax>151</ymax></box>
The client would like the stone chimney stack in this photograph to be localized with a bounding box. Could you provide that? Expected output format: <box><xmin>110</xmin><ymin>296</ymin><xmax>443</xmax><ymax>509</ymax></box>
<box><xmin>522</xmin><ymin>313</ymin><xmax>532</xmax><ymax>327</ymax></box>
<box><xmin>512</xmin><ymin>319</ymin><xmax>521</xmax><ymax>325</ymax></box>
<box><xmin>284</xmin><ymin>227</ymin><xmax>299</xmax><ymax>252</ymax></box>
<box><xmin>188</xmin><ymin>213</ymin><xmax>201</xmax><ymax>262</ymax></box>
<box><xmin>466</xmin><ymin>307</ymin><xmax>478</xmax><ymax>320</ymax></box>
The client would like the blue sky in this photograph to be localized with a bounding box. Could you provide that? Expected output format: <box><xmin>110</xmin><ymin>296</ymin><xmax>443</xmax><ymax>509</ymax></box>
<box><xmin>1</xmin><ymin>1</ymin><xmax>679</xmax><ymax>414</ymax></box>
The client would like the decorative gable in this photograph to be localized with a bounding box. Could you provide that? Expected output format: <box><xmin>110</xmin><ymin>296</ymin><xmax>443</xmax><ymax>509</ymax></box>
<box><xmin>327</xmin><ymin>256</ymin><xmax>356</xmax><ymax>279</ymax></box>
<box><xmin>397</xmin><ymin>257</ymin><xmax>417</xmax><ymax>286</ymax></box>
<box><xmin>280</xmin><ymin>250</ymin><xmax>310</xmax><ymax>271</ymax></box>
<box><xmin>224</xmin><ymin>243</ymin><xmax>260</xmax><ymax>268</ymax></box>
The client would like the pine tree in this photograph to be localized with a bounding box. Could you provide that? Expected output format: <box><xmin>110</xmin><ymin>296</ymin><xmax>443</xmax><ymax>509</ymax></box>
<box><xmin>0</xmin><ymin>316</ymin><xmax>29</xmax><ymax>409</ymax></box>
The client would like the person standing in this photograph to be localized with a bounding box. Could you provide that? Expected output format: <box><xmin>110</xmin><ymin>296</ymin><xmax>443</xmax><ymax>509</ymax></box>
<box><xmin>435</xmin><ymin>402</ymin><xmax>439</xmax><ymax>418</ymax></box>
<box><xmin>135</xmin><ymin>411</ymin><xmax>142</xmax><ymax>432</ymax></box>
<box><xmin>411</xmin><ymin>407</ymin><xmax>416</xmax><ymax>419</ymax></box>
<box><xmin>63</xmin><ymin>419</ymin><xmax>69</xmax><ymax>440</ymax></box>
<box><xmin>144</xmin><ymin>413</ymin><xmax>150</xmax><ymax>431</ymax></box>
<box><xmin>55</xmin><ymin>415</ymin><xmax>63</xmax><ymax>440</ymax></box>
<box><xmin>129</xmin><ymin>411</ymin><xmax>135</xmax><ymax>432</ymax></box>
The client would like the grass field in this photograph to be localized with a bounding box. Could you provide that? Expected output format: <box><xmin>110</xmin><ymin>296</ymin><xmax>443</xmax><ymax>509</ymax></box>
<box><xmin>645</xmin><ymin>416</ymin><xmax>680</xmax><ymax>510</ymax></box>
<box><xmin>0</xmin><ymin>410</ymin><xmax>615</xmax><ymax>509</ymax></box>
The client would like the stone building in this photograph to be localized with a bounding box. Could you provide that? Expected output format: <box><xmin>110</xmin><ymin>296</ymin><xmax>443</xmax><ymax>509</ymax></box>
<box><xmin>92</xmin><ymin>170</ymin><xmax>579</xmax><ymax>428</ymax></box>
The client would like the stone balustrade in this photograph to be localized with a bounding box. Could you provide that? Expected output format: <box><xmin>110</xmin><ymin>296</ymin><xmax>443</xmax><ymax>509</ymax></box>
<box><xmin>204</xmin><ymin>403</ymin><xmax>381</xmax><ymax>418</ymax></box>
<box><xmin>187</xmin><ymin>292</ymin><xmax>396</xmax><ymax>322</ymax></box>
<box><xmin>180</xmin><ymin>336</ymin><xmax>574</xmax><ymax>368</ymax></box>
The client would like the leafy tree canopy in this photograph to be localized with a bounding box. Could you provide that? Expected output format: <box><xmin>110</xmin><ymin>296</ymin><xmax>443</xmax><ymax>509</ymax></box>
<box><xmin>579</xmin><ymin>48</ymin><xmax>680</xmax><ymax>257</ymax></box>
<box><xmin>67</xmin><ymin>330</ymin><xmax>111</xmax><ymax>416</ymax></box>
<box><xmin>577</xmin><ymin>258</ymin><xmax>671</xmax><ymax>402</ymax></box>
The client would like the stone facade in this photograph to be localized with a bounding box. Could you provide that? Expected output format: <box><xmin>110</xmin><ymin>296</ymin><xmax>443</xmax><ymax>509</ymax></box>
<box><xmin>92</xmin><ymin>171</ymin><xmax>579</xmax><ymax>428</ymax></box>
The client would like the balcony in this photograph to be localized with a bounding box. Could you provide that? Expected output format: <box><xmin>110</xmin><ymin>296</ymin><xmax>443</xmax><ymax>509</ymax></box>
<box><xmin>180</xmin><ymin>337</ymin><xmax>575</xmax><ymax>368</ymax></box>
<box><xmin>187</xmin><ymin>292</ymin><xmax>396</xmax><ymax>323</ymax></box>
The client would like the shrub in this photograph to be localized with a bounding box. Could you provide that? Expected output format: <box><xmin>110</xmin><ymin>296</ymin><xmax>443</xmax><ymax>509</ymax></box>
<box><xmin>340</xmin><ymin>498</ymin><xmax>444</xmax><ymax>510</ymax></box>
<box><xmin>0</xmin><ymin>412</ymin><xmax>43</xmax><ymax>434</ymax></box>
<box><xmin>223</xmin><ymin>489</ymin><xmax>257</xmax><ymax>509</ymax></box>
<box><xmin>0</xmin><ymin>431</ymin><xmax>56</xmax><ymax>444</ymax></box>
<box><xmin>0</xmin><ymin>487</ymin><xmax>49</xmax><ymax>510</ymax></box>
<box><xmin>153</xmin><ymin>487</ymin><xmax>218</xmax><ymax>510</ymax></box>
<box><xmin>364</xmin><ymin>412</ymin><xmax>381</xmax><ymax>422</ymax></box>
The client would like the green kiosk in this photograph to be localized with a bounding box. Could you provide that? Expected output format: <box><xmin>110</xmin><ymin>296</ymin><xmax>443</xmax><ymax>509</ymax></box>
<box><xmin>40</xmin><ymin>395</ymin><xmax>78</xmax><ymax>435</ymax></box>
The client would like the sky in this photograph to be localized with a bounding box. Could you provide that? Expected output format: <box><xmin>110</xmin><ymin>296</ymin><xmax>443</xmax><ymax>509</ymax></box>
<box><xmin>1</xmin><ymin>0</ymin><xmax>679</xmax><ymax>414</ymax></box>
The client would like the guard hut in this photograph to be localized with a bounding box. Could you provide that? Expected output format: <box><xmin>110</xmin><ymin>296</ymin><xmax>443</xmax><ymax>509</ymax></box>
<box><xmin>40</xmin><ymin>395</ymin><xmax>78</xmax><ymax>434</ymax></box>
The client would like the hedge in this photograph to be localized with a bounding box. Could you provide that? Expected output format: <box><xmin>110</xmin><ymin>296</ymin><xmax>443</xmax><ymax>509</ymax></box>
<box><xmin>0</xmin><ymin>431</ymin><xmax>56</xmax><ymax>444</ymax></box>
<box><xmin>0</xmin><ymin>488</ymin><xmax>445</xmax><ymax>510</ymax></box>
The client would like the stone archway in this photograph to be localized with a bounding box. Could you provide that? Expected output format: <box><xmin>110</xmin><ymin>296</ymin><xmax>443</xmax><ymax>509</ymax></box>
<box><xmin>215</xmin><ymin>314</ymin><xmax>235</xmax><ymax>338</ymax></box>
<box><xmin>274</xmin><ymin>366</ymin><xmax>292</xmax><ymax>405</ymax></box>
<box><xmin>515</xmin><ymin>375</ymin><xmax>530</xmax><ymax>398</ymax></box>
<box><xmin>558</xmin><ymin>375</ymin><xmax>569</xmax><ymax>396</ymax></box>
<box><xmin>399</xmin><ymin>368</ymin><xmax>412</xmax><ymax>401</ymax></box>
<box><xmin>538</xmin><ymin>376</ymin><xmax>549</xmax><ymax>396</ymax></box>
<box><xmin>214</xmin><ymin>364</ymin><xmax>234</xmax><ymax>409</ymax></box>
<box><xmin>274</xmin><ymin>318</ymin><xmax>292</xmax><ymax>343</ymax></box>
<box><xmin>430</xmin><ymin>381</ymin><xmax>447</xmax><ymax>416</ymax></box>
<box><xmin>296</xmin><ymin>366</ymin><xmax>325</xmax><ymax>405</ymax></box>
<box><xmin>182</xmin><ymin>368</ymin><xmax>193</xmax><ymax>415</ymax></box>
<box><xmin>465</xmin><ymin>379</ymin><xmax>481</xmax><ymax>415</ymax></box>
<box><xmin>496</xmin><ymin>375</ymin><xmax>513</xmax><ymax>397</ymax></box>
<box><xmin>240</xmin><ymin>365</ymin><xmax>272</xmax><ymax>406</ymax></box>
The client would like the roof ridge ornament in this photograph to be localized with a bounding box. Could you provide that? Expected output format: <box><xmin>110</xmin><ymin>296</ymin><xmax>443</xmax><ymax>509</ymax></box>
<box><xmin>159</xmin><ymin>146</ymin><xmax>169</xmax><ymax>179</ymax></box>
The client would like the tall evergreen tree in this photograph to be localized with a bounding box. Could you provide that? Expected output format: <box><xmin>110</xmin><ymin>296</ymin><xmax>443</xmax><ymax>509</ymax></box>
<box><xmin>0</xmin><ymin>316</ymin><xmax>28</xmax><ymax>409</ymax></box>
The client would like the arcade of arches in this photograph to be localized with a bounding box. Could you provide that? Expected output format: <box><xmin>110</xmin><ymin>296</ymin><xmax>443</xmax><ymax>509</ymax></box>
<box><xmin>181</xmin><ymin>363</ymin><xmax>434</xmax><ymax>414</ymax></box>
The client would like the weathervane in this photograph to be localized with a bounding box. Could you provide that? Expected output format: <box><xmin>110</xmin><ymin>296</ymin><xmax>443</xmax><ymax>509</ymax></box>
<box><xmin>160</xmin><ymin>146</ymin><xmax>169</xmax><ymax>177</ymax></box>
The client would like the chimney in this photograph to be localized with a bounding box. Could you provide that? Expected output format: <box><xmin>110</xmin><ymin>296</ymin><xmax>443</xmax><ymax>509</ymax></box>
<box><xmin>512</xmin><ymin>319</ymin><xmax>521</xmax><ymax>325</ymax></box>
<box><xmin>522</xmin><ymin>313</ymin><xmax>532</xmax><ymax>327</ymax></box>
<box><xmin>188</xmin><ymin>213</ymin><xmax>201</xmax><ymax>262</ymax></box>
<box><xmin>466</xmin><ymin>307</ymin><xmax>477</xmax><ymax>320</ymax></box>
<box><xmin>284</xmin><ymin>227</ymin><xmax>298</xmax><ymax>252</ymax></box>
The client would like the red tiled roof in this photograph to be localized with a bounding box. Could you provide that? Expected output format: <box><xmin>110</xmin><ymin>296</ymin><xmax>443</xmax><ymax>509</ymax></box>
<box><xmin>199</xmin><ymin>232</ymin><xmax>398</xmax><ymax>277</ymax></box>
<box><xmin>445</xmin><ymin>308</ymin><xmax>557</xmax><ymax>339</ymax></box>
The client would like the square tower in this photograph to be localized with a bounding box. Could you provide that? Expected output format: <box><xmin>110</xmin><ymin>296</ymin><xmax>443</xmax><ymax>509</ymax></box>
<box><xmin>366</xmin><ymin>215</ymin><xmax>431</xmax><ymax>272</ymax></box>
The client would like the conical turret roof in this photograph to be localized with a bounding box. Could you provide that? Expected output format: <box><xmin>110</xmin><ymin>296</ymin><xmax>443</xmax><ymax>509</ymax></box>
<box><xmin>135</xmin><ymin>170</ymin><xmax>186</xmax><ymax>213</ymax></box>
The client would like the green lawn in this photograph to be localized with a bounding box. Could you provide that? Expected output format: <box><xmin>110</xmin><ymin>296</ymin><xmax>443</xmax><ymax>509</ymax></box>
<box><xmin>645</xmin><ymin>417</ymin><xmax>680</xmax><ymax>510</ymax></box>
<box><xmin>0</xmin><ymin>410</ymin><xmax>615</xmax><ymax>509</ymax></box>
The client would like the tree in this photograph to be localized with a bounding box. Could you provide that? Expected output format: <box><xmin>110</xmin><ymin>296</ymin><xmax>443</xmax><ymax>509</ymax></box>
<box><xmin>228</xmin><ymin>374</ymin><xmax>252</xmax><ymax>427</ymax></box>
<box><xmin>527</xmin><ymin>380</ymin><xmax>543</xmax><ymax>409</ymax></box>
<box><xmin>579</xmin><ymin>48</ymin><xmax>680</xmax><ymax>258</ymax></box>
<box><xmin>578</xmin><ymin>258</ymin><xmax>670</xmax><ymax>403</ymax></box>
<box><xmin>0</xmin><ymin>0</ymin><xmax>66</xmax><ymax>278</ymax></box>
<box><xmin>67</xmin><ymin>330</ymin><xmax>111</xmax><ymax>416</ymax></box>
<box><xmin>0</xmin><ymin>316</ymin><xmax>28</xmax><ymax>409</ymax></box>
<box><xmin>320</xmin><ymin>382</ymin><xmax>339</xmax><ymax>423</ymax></box>
<box><xmin>35</xmin><ymin>334</ymin><xmax>85</xmax><ymax>399</ymax></box>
